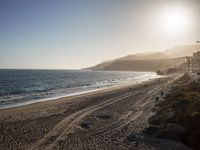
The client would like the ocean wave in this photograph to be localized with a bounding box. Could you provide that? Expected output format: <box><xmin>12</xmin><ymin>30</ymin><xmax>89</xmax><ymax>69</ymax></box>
<box><xmin>0</xmin><ymin>70</ymin><xmax>158</xmax><ymax>109</ymax></box>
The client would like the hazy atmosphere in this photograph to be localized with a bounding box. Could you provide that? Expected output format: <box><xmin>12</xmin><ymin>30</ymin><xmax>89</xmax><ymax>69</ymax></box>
<box><xmin>1</xmin><ymin>1</ymin><xmax>200</xmax><ymax>150</ymax></box>
<box><xmin>1</xmin><ymin>0</ymin><xmax>200</xmax><ymax>69</ymax></box>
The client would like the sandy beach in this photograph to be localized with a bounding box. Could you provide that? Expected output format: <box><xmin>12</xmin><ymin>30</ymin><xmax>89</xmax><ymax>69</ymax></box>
<box><xmin>0</xmin><ymin>76</ymin><xmax>190</xmax><ymax>150</ymax></box>
<box><xmin>1</xmin><ymin>0</ymin><xmax>199</xmax><ymax>149</ymax></box>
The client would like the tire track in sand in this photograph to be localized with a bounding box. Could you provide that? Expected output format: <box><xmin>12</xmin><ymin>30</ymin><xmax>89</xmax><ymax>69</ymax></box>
<box><xmin>28</xmin><ymin>88</ymin><xmax>146</xmax><ymax>150</ymax></box>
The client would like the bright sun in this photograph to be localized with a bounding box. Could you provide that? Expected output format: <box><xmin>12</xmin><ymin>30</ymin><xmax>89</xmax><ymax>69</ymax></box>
<box><xmin>159</xmin><ymin>6</ymin><xmax>189</xmax><ymax>35</ymax></box>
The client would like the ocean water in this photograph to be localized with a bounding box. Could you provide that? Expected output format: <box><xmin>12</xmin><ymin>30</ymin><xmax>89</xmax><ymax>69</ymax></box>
<box><xmin>0</xmin><ymin>69</ymin><xmax>158</xmax><ymax>109</ymax></box>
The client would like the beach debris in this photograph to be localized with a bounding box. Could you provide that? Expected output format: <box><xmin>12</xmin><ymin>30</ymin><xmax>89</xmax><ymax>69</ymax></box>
<box><xmin>161</xmin><ymin>91</ymin><xmax>164</xmax><ymax>96</ymax></box>
<box><xmin>155</xmin><ymin>97</ymin><xmax>159</xmax><ymax>102</ymax></box>
<box><xmin>80</xmin><ymin>122</ymin><xmax>91</xmax><ymax>129</ymax></box>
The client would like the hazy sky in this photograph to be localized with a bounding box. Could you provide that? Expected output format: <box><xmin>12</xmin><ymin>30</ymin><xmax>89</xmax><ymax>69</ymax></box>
<box><xmin>0</xmin><ymin>0</ymin><xmax>200</xmax><ymax>69</ymax></box>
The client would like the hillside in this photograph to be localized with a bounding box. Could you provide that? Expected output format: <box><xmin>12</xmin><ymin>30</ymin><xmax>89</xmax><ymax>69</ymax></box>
<box><xmin>86</xmin><ymin>45</ymin><xmax>199</xmax><ymax>71</ymax></box>
<box><xmin>164</xmin><ymin>45</ymin><xmax>199</xmax><ymax>58</ymax></box>
<box><xmin>115</xmin><ymin>52</ymin><xmax>168</xmax><ymax>61</ymax></box>
<box><xmin>103</xmin><ymin>58</ymin><xmax>185</xmax><ymax>72</ymax></box>
<box><xmin>146</xmin><ymin>74</ymin><xmax>200</xmax><ymax>149</ymax></box>
<box><xmin>87</xmin><ymin>61</ymin><xmax>112</xmax><ymax>70</ymax></box>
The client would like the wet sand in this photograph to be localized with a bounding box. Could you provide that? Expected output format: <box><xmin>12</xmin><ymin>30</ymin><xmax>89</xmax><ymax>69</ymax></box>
<box><xmin>0</xmin><ymin>76</ymin><xmax>191</xmax><ymax>150</ymax></box>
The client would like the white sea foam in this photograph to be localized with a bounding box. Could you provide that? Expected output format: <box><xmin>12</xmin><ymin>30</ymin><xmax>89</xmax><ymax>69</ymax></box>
<box><xmin>0</xmin><ymin>70</ymin><xmax>160</xmax><ymax>109</ymax></box>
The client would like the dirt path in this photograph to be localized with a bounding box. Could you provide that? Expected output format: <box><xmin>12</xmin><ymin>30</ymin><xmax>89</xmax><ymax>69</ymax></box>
<box><xmin>27</xmin><ymin>77</ymin><xmax>191</xmax><ymax>150</ymax></box>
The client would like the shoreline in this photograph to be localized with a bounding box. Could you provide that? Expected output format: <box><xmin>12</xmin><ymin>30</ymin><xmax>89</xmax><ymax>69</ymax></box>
<box><xmin>0</xmin><ymin>73</ymin><xmax>160</xmax><ymax>110</ymax></box>
<box><xmin>0</xmin><ymin>74</ymin><xmax>190</xmax><ymax>150</ymax></box>
<box><xmin>0</xmin><ymin>77</ymin><xmax>159</xmax><ymax>113</ymax></box>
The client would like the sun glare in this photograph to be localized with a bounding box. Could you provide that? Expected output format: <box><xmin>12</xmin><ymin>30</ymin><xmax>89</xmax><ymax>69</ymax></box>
<box><xmin>165</xmin><ymin>9</ymin><xmax>186</xmax><ymax>31</ymax></box>
<box><xmin>159</xmin><ymin>5</ymin><xmax>190</xmax><ymax>35</ymax></box>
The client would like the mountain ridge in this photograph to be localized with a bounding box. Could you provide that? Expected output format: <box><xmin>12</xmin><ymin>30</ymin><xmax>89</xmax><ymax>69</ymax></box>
<box><xmin>85</xmin><ymin>45</ymin><xmax>199</xmax><ymax>71</ymax></box>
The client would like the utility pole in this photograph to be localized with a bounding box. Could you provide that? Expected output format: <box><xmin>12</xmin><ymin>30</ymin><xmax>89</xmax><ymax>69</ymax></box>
<box><xmin>197</xmin><ymin>41</ymin><xmax>200</xmax><ymax>52</ymax></box>
<box><xmin>186</xmin><ymin>56</ymin><xmax>190</xmax><ymax>75</ymax></box>
<box><xmin>197</xmin><ymin>41</ymin><xmax>200</xmax><ymax>74</ymax></box>
<box><xmin>191</xmin><ymin>57</ymin><xmax>193</xmax><ymax>72</ymax></box>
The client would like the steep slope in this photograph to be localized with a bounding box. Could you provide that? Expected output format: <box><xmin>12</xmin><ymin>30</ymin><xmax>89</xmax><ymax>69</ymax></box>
<box><xmin>86</xmin><ymin>61</ymin><xmax>112</xmax><ymax>70</ymax></box>
<box><xmin>164</xmin><ymin>45</ymin><xmax>199</xmax><ymax>58</ymax></box>
<box><xmin>86</xmin><ymin>45</ymin><xmax>198</xmax><ymax>71</ymax></box>
<box><xmin>115</xmin><ymin>52</ymin><xmax>168</xmax><ymax>61</ymax></box>
<box><xmin>103</xmin><ymin>58</ymin><xmax>185</xmax><ymax>72</ymax></box>
<box><xmin>87</xmin><ymin>52</ymin><xmax>169</xmax><ymax>70</ymax></box>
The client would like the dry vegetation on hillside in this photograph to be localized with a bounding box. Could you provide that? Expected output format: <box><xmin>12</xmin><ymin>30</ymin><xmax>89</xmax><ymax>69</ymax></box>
<box><xmin>145</xmin><ymin>74</ymin><xmax>200</xmax><ymax>149</ymax></box>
